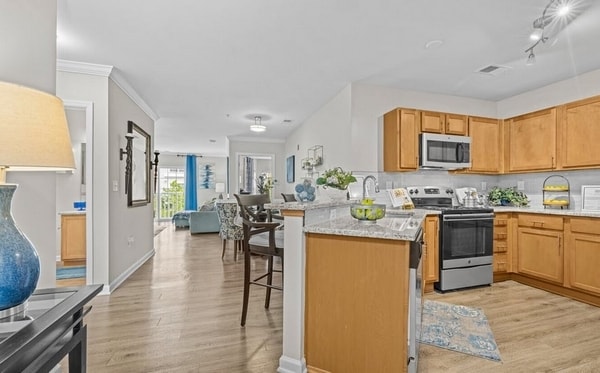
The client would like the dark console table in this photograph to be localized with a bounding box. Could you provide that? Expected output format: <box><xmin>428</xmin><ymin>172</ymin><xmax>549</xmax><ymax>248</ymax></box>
<box><xmin>0</xmin><ymin>285</ymin><xmax>103</xmax><ymax>372</ymax></box>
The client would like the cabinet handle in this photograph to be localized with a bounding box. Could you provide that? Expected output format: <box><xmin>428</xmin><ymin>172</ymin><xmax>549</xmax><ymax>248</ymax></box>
<box><xmin>552</xmin><ymin>156</ymin><xmax>555</xmax><ymax>168</ymax></box>
<box><xmin>557</xmin><ymin>236</ymin><xmax>561</xmax><ymax>256</ymax></box>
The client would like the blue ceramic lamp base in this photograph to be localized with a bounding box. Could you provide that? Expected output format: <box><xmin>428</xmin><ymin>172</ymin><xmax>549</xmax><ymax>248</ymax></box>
<box><xmin>0</xmin><ymin>184</ymin><xmax>40</xmax><ymax>311</ymax></box>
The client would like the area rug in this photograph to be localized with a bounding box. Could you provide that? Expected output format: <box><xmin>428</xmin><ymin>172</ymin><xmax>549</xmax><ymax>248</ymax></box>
<box><xmin>56</xmin><ymin>266</ymin><xmax>86</xmax><ymax>280</ymax></box>
<box><xmin>419</xmin><ymin>300</ymin><xmax>502</xmax><ymax>362</ymax></box>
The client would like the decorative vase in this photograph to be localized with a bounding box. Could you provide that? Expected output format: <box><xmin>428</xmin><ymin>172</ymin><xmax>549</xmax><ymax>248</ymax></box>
<box><xmin>321</xmin><ymin>187</ymin><xmax>348</xmax><ymax>202</ymax></box>
<box><xmin>295</xmin><ymin>177</ymin><xmax>316</xmax><ymax>202</ymax></box>
<box><xmin>0</xmin><ymin>184</ymin><xmax>41</xmax><ymax>312</ymax></box>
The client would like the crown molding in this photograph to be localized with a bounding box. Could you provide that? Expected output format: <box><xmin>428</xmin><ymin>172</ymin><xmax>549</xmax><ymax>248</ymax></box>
<box><xmin>109</xmin><ymin>68</ymin><xmax>158</xmax><ymax>121</ymax></box>
<box><xmin>56</xmin><ymin>59</ymin><xmax>159</xmax><ymax>121</ymax></box>
<box><xmin>57</xmin><ymin>59</ymin><xmax>113</xmax><ymax>76</ymax></box>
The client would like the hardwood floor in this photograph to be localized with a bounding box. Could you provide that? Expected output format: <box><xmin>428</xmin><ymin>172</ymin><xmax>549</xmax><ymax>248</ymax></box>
<box><xmin>75</xmin><ymin>226</ymin><xmax>600</xmax><ymax>372</ymax></box>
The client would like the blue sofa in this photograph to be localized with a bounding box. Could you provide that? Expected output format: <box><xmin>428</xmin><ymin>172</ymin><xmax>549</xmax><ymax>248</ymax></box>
<box><xmin>189</xmin><ymin>211</ymin><xmax>220</xmax><ymax>234</ymax></box>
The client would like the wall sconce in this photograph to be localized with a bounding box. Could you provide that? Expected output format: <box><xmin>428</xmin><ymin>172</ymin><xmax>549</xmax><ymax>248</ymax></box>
<box><xmin>150</xmin><ymin>150</ymin><xmax>160</xmax><ymax>193</ymax></box>
<box><xmin>120</xmin><ymin>132</ymin><xmax>134</xmax><ymax>195</ymax></box>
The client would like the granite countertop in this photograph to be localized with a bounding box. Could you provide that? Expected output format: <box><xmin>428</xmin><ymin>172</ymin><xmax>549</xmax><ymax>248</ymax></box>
<box><xmin>58</xmin><ymin>210</ymin><xmax>86</xmax><ymax>215</ymax></box>
<box><xmin>492</xmin><ymin>206</ymin><xmax>600</xmax><ymax>218</ymax></box>
<box><xmin>304</xmin><ymin>211</ymin><xmax>425</xmax><ymax>241</ymax></box>
<box><xmin>267</xmin><ymin>199</ymin><xmax>355</xmax><ymax>211</ymax></box>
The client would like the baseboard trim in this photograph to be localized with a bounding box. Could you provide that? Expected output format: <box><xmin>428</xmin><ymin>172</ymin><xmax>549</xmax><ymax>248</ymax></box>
<box><xmin>511</xmin><ymin>273</ymin><xmax>600</xmax><ymax>308</ymax></box>
<box><xmin>105</xmin><ymin>249</ymin><xmax>155</xmax><ymax>294</ymax></box>
<box><xmin>278</xmin><ymin>355</ymin><xmax>307</xmax><ymax>373</ymax></box>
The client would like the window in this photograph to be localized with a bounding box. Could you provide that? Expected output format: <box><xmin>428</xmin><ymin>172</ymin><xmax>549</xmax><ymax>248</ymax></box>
<box><xmin>155</xmin><ymin>167</ymin><xmax>185</xmax><ymax>220</ymax></box>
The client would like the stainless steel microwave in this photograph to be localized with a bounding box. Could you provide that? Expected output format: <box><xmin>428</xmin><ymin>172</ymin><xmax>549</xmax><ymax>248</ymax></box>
<box><xmin>419</xmin><ymin>133</ymin><xmax>471</xmax><ymax>169</ymax></box>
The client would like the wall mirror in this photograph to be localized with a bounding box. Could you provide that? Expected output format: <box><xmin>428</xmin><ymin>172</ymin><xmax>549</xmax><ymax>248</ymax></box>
<box><xmin>128</xmin><ymin>120</ymin><xmax>151</xmax><ymax>207</ymax></box>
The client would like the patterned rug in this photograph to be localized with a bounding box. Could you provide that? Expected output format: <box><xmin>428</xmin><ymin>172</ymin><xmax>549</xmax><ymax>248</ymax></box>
<box><xmin>419</xmin><ymin>300</ymin><xmax>502</xmax><ymax>362</ymax></box>
<box><xmin>56</xmin><ymin>266</ymin><xmax>86</xmax><ymax>279</ymax></box>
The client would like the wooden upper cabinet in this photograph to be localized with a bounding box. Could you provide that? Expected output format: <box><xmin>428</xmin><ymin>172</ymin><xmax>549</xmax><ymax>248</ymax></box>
<box><xmin>420</xmin><ymin>111</ymin><xmax>468</xmax><ymax>135</ymax></box>
<box><xmin>383</xmin><ymin>108</ymin><xmax>419</xmax><ymax>171</ymax></box>
<box><xmin>506</xmin><ymin>108</ymin><xmax>557</xmax><ymax>172</ymax></box>
<box><xmin>558</xmin><ymin>95</ymin><xmax>600</xmax><ymax>169</ymax></box>
<box><xmin>468</xmin><ymin>116</ymin><xmax>502</xmax><ymax>173</ymax></box>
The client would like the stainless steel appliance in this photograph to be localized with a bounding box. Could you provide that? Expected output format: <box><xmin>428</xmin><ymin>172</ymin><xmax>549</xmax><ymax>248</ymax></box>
<box><xmin>407</xmin><ymin>186</ymin><xmax>493</xmax><ymax>292</ymax></box>
<box><xmin>407</xmin><ymin>229</ymin><xmax>423</xmax><ymax>373</ymax></box>
<box><xmin>419</xmin><ymin>133</ymin><xmax>471</xmax><ymax>169</ymax></box>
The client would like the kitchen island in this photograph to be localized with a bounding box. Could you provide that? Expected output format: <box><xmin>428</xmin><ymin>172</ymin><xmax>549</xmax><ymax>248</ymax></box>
<box><xmin>268</xmin><ymin>200</ymin><xmax>425</xmax><ymax>373</ymax></box>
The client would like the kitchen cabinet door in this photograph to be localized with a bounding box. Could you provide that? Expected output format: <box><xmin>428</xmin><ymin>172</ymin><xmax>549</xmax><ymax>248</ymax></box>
<box><xmin>517</xmin><ymin>227</ymin><xmax>563</xmax><ymax>284</ymax></box>
<box><xmin>423</xmin><ymin>215</ymin><xmax>439</xmax><ymax>292</ymax></box>
<box><xmin>558</xmin><ymin>95</ymin><xmax>600</xmax><ymax>169</ymax></box>
<box><xmin>61</xmin><ymin>214</ymin><xmax>86</xmax><ymax>263</ymax></box>
<box><xmin>383</xmin><ymin>108</ymin><xmax>419</xmax><ymax>171</ymax></box>
<box><xmin>420</xmin><ymin>111</ymin><xmax>468</xmax><ymax>135</ymax></box>
<box><xmin>493</xmin><ymin>213</ymin><xmax>509</xmax><ymax>275</ymax></box>
<box><xmin>566</xmin><ymin>217</ymin><xmax>600</xmax><ymax>296</ymax></box>
<box><xmin>468</xmin><ymin>116</ymin><xmax>502</xmax><ymax>173</ymax></box>
<box><xmin>507</xmin><ymin>108</ymin><xmax>557</xmax><ymax>172</ymax></box>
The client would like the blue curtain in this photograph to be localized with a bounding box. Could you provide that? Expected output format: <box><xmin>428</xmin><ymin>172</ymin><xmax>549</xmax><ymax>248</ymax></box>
<box><xmin>185</xmin><ymin>155</ymin><xmax>198</xmax><ymax>210</ymax></box>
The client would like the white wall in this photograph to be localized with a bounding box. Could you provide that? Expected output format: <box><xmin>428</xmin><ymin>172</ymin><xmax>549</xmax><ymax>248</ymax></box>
<box><xmin>1</xmin><ymin>0</ymin><xmax>60</xmax><ymax>288</ymax></box>
<box><xmin>56</xmin><ymin>71</ymin><xmax>111</xmax><ymax>287</ymax></box>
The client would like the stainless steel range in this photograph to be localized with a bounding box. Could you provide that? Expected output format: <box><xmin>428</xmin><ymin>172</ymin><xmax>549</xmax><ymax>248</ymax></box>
<box><xmin>406</xmin><ymin>186</ymin><xmax>494</xmax><ymax>292</ymax></box>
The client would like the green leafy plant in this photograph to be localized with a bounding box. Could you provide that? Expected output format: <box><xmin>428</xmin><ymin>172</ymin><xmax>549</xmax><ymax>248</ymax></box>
<box><xmin>316</xmin><ymin>167</ymin><xmax>357</xmax><ymax>190</ymax></box>
<box><xmin>487</xmin><ymin>186</ymin><xmax>529</xmax><ymax>207</ymax></box>
<box><xmin>256</xmin><ymin>173</ymin><xmax>276</xmax><ymax>194</ymax></box>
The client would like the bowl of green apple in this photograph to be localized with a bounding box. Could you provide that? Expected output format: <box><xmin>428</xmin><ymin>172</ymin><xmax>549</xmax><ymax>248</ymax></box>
<box><xmin>350</xmin><ymin>198</ymin><xmax>386</xmax><ymax>223</ymax></box>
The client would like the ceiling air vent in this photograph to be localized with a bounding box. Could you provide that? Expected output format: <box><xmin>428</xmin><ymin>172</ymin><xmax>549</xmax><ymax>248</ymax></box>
<box><xmin>477</xmin><ymin>65</ymin><xmax>511</xmax><ymax>76</ymax></box>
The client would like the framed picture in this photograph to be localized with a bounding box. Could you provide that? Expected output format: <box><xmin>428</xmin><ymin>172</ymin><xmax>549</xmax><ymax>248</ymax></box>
<box><xmin>582</xmin><ymin>185</ymin><xmax>600</xmax><ymax>211</ymax></box>
<box><xmin>286</xmin><ymin>155</ymin><xmax>295</xmax><ymax>183</ymax></box>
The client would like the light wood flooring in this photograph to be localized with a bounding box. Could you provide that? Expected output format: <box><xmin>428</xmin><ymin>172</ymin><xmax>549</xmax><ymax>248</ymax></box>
<box><xmin>74</xmin><ymin>226</ymin><xmax>600</xmax><ymax>372</ymax></box>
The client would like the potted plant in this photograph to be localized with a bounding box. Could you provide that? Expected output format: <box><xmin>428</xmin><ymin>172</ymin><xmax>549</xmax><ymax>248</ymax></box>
<box><xmin>316</xmin><ymin>167</ymin><xmax>357</xmax><ymax>190</ymax></box>
<box><xmin>487</xmin><ymin>186</ymin><xmax>529</xmax><ymax>207</ymax></box>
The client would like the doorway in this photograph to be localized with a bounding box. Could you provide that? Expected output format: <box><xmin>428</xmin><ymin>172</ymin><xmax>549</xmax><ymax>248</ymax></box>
<box><xmin>236</xmin><ymin>153</ymin><xmax>275</xmax><ymax>195</ymax></box>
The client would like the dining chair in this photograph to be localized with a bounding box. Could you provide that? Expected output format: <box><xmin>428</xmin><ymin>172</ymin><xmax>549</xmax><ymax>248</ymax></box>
<box><xmin>234</xmin><ymin>193</ymin><xmax>284</xmax><ymax>327</ymax></box>
<box><xmin>281</xmin><ymin>193</ymin><xmax>297</xmax><ymax>202</ymax></box>
<box><xmin>215</xmin><ymin>201</ymin><xmax>244</xmax><ymax>260</ymax></box>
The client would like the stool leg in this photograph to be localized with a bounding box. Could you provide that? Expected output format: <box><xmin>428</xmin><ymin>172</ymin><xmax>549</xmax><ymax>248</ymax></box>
<box><xmin>221</xmin><ymin>239</ymin><xmax>226</xmax><ymax>259</ymax></box>
<box><xmin>241</xmin><ymin>245</ymin><xmax>251</xmax><ymax>326</ymax></box>
<box><xmin>265</xmin><ymin>256</ymin><xmax>273</xmax><ymax>309</ymax></box>
<box><xmin>233</xmin><ymin>240</ymin><xmax>238</xmax><ymax>261</ymax></box>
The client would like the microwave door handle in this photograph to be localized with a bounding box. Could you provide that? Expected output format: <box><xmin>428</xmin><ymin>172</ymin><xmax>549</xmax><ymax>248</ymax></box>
<box><xmin>456</xmin><ymin>143</ymin><xmax>464</xmax><ymax>162</ymax></box>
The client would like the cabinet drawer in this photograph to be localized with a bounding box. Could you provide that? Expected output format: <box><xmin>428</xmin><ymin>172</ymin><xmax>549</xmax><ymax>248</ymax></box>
<box><xmin>569</xmin><ymin>217</ymin><xmax>600</xmax><ymax>235</ymax></box>
<box><xmin>493</xmin><ymin>240</ymin><xmax>507</xmax><ymax>253</ymax></box>
<box><xmin>518</xmin><ymin>214</ymin><xmax>563</xmax><ymax>230</ymax></box>
<box><xmin>494</xmin><ymin>214</ymin><xmax>509</xmax><ymax>226</ymax></box>
<box><xmin>494</xmin><ymin>226</ymin><xmax>507</xmax><ymax>240</ymax></box>
<box><xmin>494</xmin><ymin>253</ymin><xmax>508</xmax><ymax>272</ymax></box>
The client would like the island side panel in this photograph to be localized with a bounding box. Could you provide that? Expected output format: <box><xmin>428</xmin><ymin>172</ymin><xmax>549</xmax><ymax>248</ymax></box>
<box><xmin>305</xmin><ymin>233</ymin><xmax>410</xmax><ymax>373</ymax></box>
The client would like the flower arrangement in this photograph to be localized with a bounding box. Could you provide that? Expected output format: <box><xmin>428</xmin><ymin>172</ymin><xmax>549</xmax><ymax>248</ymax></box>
<box><xmin>256</xmin><ymin>173</ymin><xmax>276</xmax><ymax>194</ymax></box>
<box><xmin>487</xmin><ymin>186</ymin><xmax>529</xmax><ymax>207</ymax></box>
<box><xmin>315</xmin><ymin>167</ymin><xmax>357</xmax><ymax>190</ymax></box>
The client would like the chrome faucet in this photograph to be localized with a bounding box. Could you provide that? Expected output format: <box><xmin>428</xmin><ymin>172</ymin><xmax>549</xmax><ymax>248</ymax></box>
<box><xmin>362</xmin><ymin>175</ymin><xmax>380</xmax><ymax>200</ymax></box>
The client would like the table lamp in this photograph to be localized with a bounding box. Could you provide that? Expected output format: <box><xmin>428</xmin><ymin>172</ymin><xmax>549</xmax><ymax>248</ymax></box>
<box><xmin>0</xmin><ymin>81</ymin><xmax>75</xmax><ymax>316</ymax></box>
<box><xmin>215</xmin><ymin>182</ymin><xmax>225</xmax><ymax>199</ymax></box>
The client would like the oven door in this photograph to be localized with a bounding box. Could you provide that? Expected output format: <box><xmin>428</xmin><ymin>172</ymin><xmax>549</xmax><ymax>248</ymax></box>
<box><xmin>441</xmin><ymin>212</ymin><xmax>493</xmax><ymax>269</ymax></box>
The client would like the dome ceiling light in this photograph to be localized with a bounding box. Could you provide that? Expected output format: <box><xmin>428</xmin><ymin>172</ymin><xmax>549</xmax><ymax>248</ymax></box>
<box><xmin>250</xmin><ymin>116</ymin><xmax>266</xmax><ymax>132</ymax></box>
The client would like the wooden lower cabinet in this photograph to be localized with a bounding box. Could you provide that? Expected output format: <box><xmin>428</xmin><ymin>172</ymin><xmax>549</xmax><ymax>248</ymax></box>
<box><xmin>60</xmin><ymin>213</ymin><xmax>86</xmax><ymax>263</ymax></box>
<box><xmin>517</xmin><ymin>227</ymin><xmax>563</xmax><ymax>284</ymax></box>
<box><xmin>423</xmin><ymin>215</ymin><xmax>439</xmax><ymax>292</ymax></box>
<box><xmin>305</xmin><ymin>233</ymin><xmax>410</xmax><ymax>373</ymax></box>
<box><xmin>566</xmin><ymin>217</ymin><xmax>600</xmax><ymax>296</ymax></box>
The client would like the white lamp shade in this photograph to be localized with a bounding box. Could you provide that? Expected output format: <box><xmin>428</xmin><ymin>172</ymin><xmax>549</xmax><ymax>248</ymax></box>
<box><xmin>0</xmin><ymin>81</ymin><xmax>75</xmax><ymax>175</ymax></box>
<box><xmin>215</xmin><ymin>182</ymin><xmax>226</xmax><ymax>193</ymax></box>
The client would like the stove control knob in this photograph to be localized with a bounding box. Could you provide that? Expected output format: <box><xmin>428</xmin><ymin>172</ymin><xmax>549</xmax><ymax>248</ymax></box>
<box><xmin>446</xmin><ymin>188</ymin><xmax>454</xmax><ymax>194</ymax></box>
<box><xmin>413</xmin><ymin>189</ymin><xmax>419</xmax><ymax>195</ymax></box>
<box><xmin>408</xmin><ymin>189</ymin><xmax>414</xmax><ymax>195</ymax></box>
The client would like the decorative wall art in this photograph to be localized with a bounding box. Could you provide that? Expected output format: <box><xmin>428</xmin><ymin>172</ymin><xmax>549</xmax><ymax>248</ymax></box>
<box><xmin>286</xmin><ymin>155</ymin><xmax>295</xmax><ymax>183</ymax></box>
<box><xmin>198</xmin><ymin>163</ymin><xmax>215</xmax><ymax>189</ymax></box>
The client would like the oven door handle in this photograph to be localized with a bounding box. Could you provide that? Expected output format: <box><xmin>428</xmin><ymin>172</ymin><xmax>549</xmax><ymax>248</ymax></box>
<box><xmin>443</xmin><ymin>214</ymin><xmax>494</xmax><ymax>221</ymax></box>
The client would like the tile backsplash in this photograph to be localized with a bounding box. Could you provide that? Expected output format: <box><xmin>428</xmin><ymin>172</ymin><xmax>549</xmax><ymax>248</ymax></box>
<box><xmin>351</xmin><ymin>168</ymin><xmax>600</xmax><ymax>210</ymax></box>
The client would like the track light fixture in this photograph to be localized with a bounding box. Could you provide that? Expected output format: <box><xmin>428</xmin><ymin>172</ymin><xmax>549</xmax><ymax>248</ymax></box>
<box><xmin>525</xmin><ymin>0</ymin><xmax>574</xmax><ymax>65</ymax></box>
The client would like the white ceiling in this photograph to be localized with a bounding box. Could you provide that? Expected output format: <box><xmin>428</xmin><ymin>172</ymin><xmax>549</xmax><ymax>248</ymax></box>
<box><xmin>57</xmin><ymin>0</ymin><xmax>600</xmax><ymax>156</ymax></box>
